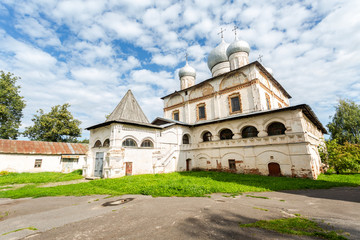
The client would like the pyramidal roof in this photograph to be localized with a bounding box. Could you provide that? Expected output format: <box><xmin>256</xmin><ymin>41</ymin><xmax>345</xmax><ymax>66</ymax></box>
<box><xmin>106</xmin><ymin>90</ymin><xmax>149</xmax><ymax>124</ymax></box>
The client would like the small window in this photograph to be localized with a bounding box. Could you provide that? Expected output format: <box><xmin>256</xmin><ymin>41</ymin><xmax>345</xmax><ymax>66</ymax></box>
<box><xmin>228</xmin><ymin>159</ymin><xmax>236</xmax><ymax>170</ymax></box>
<box><xmin>183</xmin><ymin>134</ymin><xmax>190</xmax><ymax>144</ymax></box>
<box><xmin>229</xmin><ymin>94</ymin><xmax>241</xmax><ymax>113</ymax></box>
<box><xmin>267</xmin><ymin>122</ymin><xmax>286</xmax><ymax>136</ymax></box>
<box><xmin>141</xmin><ymin>140</ymin><xmax>153</xmax><ymax>148</ymax></box>
<box><xmin>94</xmin><ymin>140</ymin><xmax>102</xmax><ymax>148</ymax></box>
<box><xmin>242</xmin><ymin>126</ymin><xmax>259</xmax><ymax>138</ymax></box>
<box><xmin>34</xmin><ymin>159</ymin><xmax>42</xmax><ymax>168</ymax></box>
<box><xmin>265</xmin><ymin>93</ymin><xmax>271</xmax><ymax>110</ymax></box>
<box><xmin>202</xmin><ymin>131</ymin><xmax>212</xmax><ymax>142</ymax></box>
<box><xmin>103</xmin><ymin>139</ymin><xmax>110</xmax><ymax>147</ymax></box>
<box><xmin>122</xmin><ymin>138</ymin><xmax>137</xmax><ymax>147</ymax></box>
<box><xmin>172</xmin><ymin>110</ymin><xmax>179</xmax><ymax>121</ymax></box>
<box><xmin>220</xmin><ymin>129</ymin><xmax>233</xmax><ymax>140</ymax></box>
<box><xmin>197</xmin><ymin>103</ymin><xmax>206</xmax><ymax>120</ymax></box>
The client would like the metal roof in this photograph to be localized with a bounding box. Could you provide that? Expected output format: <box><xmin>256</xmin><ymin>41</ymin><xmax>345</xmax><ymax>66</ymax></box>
<box><xmin>0</xmin><ymin>139</ymin><xmax>88</xmax><ymax>155</ymax></box>
<box><xmin>161</xmin><ymin>61</ymin><xmax>291</xmax><ymax>99</ymax></box>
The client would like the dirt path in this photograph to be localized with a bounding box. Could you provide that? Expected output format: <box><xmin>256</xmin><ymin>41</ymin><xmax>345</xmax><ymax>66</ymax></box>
<box><xmin>0</xmin><ymin>187</ymin><xmax>359</xmax><ymax>240</ymax></box>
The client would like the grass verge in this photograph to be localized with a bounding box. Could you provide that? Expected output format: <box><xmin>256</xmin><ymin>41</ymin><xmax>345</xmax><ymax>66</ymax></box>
<box><xmin>0</xmin><ymin>171</ymin><xmax>359</xmax><ymax>199</ymax></box>
<box><xmin>0</xmin><ymin>170</ymin><xmax>83</xmax><ymax>186</ymax></box>
<box><xmin>239</xmin><ymin>217</ymin><xmax>347</xmax><ymax>240</ymax></box>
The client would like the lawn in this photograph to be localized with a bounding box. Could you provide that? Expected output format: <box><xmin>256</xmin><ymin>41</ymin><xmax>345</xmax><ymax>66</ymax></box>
<box><xmin>0</xmin><ymin>171</ymin><xmax>359</xmax><ymax>199</ymax></box>
<box><xmin>0</xmin><ymin>170</ymin><xmax>83</xmax><ymax>186</ymax></box>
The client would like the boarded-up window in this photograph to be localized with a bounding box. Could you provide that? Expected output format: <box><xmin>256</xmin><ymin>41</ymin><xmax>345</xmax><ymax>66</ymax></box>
<box><xmin>34</xmin><ymin>159</ymin><xmax>42</xmax><ymax>168</ymax></box>
<box><xmin>228</xmin><ymin>159</ymin><xmax>236</xmax><ymax>170</ymax></box>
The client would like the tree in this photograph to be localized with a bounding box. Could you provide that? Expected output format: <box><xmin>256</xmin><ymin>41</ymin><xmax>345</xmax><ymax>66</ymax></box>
<box><xmin>0</xmin><ymin>71</ymin><xmax>26</xmax><ymax>139</ymax></box>
<box><xmin>327</xmin><ymin>99</ymin><xmax>360</xmax><ymax>145</ymax></box>
<box><xmin>24</xmin><ymin>103</ymin><xmax>82</xmax><ymax>142</ymax></box>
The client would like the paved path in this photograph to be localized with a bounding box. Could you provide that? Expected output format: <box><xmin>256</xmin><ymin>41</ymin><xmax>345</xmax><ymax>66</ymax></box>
<box><xmin>0</xmin><ymin>187</ymin><xmax>359</xmax><ymax>240</ymax></box>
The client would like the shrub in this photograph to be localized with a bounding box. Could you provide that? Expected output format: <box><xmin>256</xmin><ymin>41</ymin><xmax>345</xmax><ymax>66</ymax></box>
<box><xmin>0</xmin><ymin>171</ymin><xmax>10</xmax><ymax>176</ymax></box>
<box><xmin>319</xmin><ymin>140</ymin><xmax>360</xmax><ymax>173</ymax></box>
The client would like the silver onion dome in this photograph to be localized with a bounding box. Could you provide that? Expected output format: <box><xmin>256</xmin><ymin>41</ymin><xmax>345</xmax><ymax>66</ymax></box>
<box><xmin>207</xmin><ymin>39</ymin><xmax>230</xmax><ymax>71</ymax></box>
<box><xmin>226</xmin><ymin>38</ymin><xmax>250</xmax><ymax>57</ymax></box>
<box><xmin>179</xmin><ymin>62</ymin><xmax>196</xmax><ymax>78</ymax></box>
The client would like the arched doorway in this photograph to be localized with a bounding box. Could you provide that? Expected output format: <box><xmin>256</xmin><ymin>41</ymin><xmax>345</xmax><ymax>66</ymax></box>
<box><xmin>268</xmin><ymin>162</ymin><xmax>281</xmax><ymax>176</ymax></box>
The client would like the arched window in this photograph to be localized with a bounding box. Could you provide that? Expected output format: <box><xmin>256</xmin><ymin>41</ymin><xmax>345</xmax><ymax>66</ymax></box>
<box><xmin>93</xmin><ymin>140</ymin><xmax>102</xmax><ymax>148</ymax></box>
<box><xmin>267</xmin><ymin>122</ymin><xmax>286</xmax><ymax>136</ymax></box>
<box><xmin>182</xmin><ymin>134</ymin><xmax>190</xmax><ymax>144</ymax></box>
<box><xmin>220</xmin><ymin>129</ymin><xmax>233</xmax><ymax>140</ymax></box>
<box><xmin>202</xmin><ymin>131</ymin><xmax>212</xmax><ymax>142</ymax></box>
<box><xmin>242</xmin><ymin>126</ymin><xmax>259</xmax><ymax>138</ymax></box>
<box><xmin>103</xmin><ymin>139</ymin><xmax>110</xmax><ymax>147</ymax></box>
<box><xmin>122</xmin><ymin>138</ymin><xmax>137</xmax><ymax>147</ymax></box>
<box><xmin>141</xmin><ymin>140</ymin><xmax>153</xmax><ymax>148</ymax></box>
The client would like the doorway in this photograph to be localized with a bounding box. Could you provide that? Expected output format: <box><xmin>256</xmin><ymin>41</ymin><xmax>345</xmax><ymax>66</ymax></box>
<box><xmin>186</xmin><ymin>159</ymin><xmax>191</xmax><ymax>171</ymax></box>
<box><xmin>268</xmin><ymin>162</ymin><xmax>281</xmax><ymax>177</ymax></box>
<box><xmin>94</xmin><ymin>152</ymin><xmax>104</xmax><ymax>177</ymax></box>
<box><xmin>126</xmin><ymin>162</ymin><xmax>133</xmax><ymax>176</ymax></box>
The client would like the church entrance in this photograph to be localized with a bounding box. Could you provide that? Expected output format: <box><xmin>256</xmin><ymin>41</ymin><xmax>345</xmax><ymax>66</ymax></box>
<box><xmin>94</xmin><ymin>152</ymin><xmax>104</xmax><ymax>177</ymax></box>
<box><xmin>186</xmin><ymin>159</ymin><xmax>191</xmax><ymax>171</ymax></box>
<box><xmin>126</xmin><ymin>162</ymin><xmax>133</xmax><ymax>176</ymax></box>
<box><xmin>268</xmin><ymin>162</ymin><xmax>281</xmax><ymax>176</ymax></box>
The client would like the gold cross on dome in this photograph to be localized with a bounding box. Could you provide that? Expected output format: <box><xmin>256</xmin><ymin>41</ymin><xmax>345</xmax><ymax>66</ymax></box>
<box><xmin>217</xmin><ymin>28</ymin><xmax>226</xmax><ymax>39</ymax></box>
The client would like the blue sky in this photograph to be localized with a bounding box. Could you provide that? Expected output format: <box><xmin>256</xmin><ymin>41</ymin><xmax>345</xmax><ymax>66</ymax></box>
<box><xmin>0</xmin><ymin>0</ymin><xmax>359</xmax><ymax>139</ymax></box>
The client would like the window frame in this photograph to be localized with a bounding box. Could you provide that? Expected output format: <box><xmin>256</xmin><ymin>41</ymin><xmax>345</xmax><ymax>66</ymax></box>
<box><xmin>103</xmin><ymin>139</ymin><xmax>110</xmax><ymax>147</ymax></box>
<box><xmin>34</xmin><ymin>159</ymin><xmax>42</xmax><ymax>168</ymax></box>
<box><xmin>122</xmin><ymin>138</ymin><xmax>137</xmax><ymax>148</ymax></box>
<box><xmin>182</xmin><ymin>134</ymin><xmax>190</xmax><ymax>144</ymax></box>
<box><xmin>219</xmin><ymin>129</ymin><xmax>234</xmax><ymax>140</ymax></box>
<box><xmin>228</xmin><ymin>159</ymin><xmax>236</xmax><ymax>171</ymax></box>
<box><xmin>172</xmin><ymin>110</ymin><xmax>180</xmax><ymax>121</ymax></box>
<box><xmin>202</xmin><ymin>131</ymin><xmax>212</xmax><ymax>142</ymax></box>
<box><xmin>228</xmin><ymin>93</ymin><xmax>242</xmax><ymax>114</ymax></box>
<box><xmin>93</xmin><ymin>140</ymin><xmax>102</xmax><ymax>148</ymax></box>
<box><xmin>241</xmin><ymin>126</ymin><xmax>259</xmax><ymax>138</ymax></box>
<box><xmin>197</xmin><ymin>103</ymin><xmax>206</xmax><ymax>121</ymax></box>
<box><xmin>265</xmin><ymin>93</ymin><xmax>271</xmax><ymax>110</ymax></box>
<box><xmin>140</xmin><ymin>139</ymin><xmax>154</xmax><ymax>148</ymax></box>
<box><xmin>267</xmin><ymin>122</ymin><xmax>286</xmax><ymax>136</ymax></box>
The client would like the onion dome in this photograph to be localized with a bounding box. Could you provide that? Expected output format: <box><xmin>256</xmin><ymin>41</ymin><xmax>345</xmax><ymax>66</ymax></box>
<box><xmin>226</xmin><ymin>37</ymin><xmax>250</xmax><ymax>57</ymax></box>
<box><xmin>265</xmin><ymin>67</ymin><xmax>273</xmax><ymax>75</ymax></box>
<box><xmin>207</xmin><ymin>39</ymin><xmax>230</xmax><ymax>71</ymax></box>
<box><xmin>179</xmin><ymin>62</ymin><xmax>196</xmax><ymax>78</ymax></box>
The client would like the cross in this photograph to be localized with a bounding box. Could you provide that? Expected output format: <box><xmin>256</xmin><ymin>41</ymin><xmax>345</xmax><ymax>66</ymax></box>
<box><xmin>258</xmin><ymin>54</ymin><xmax>263</xmax><ymax>63</ymax></box>
<box><xmin>185</xmin><ymin>52</ymin><xmax>188</xmax><ymax>62</ymax></box>
<box><xmin>217</xmin><ymin>28</ymin><xmax>226</xmax><ymax>39</ymax></box>
<box><xmin>232</xmin><ymin>25</ymin><xmax>238</xmax><ymax>39</ymax></box>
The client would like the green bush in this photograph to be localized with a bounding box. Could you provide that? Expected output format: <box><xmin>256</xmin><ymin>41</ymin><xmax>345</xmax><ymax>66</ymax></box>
<box><xmin>319</xmin><ymin>140</ymin><xmax>360</xmax><ymax>173</ymax></box>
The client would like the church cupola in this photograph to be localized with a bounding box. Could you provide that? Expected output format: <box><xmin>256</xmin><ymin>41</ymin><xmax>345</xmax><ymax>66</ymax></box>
<box><xmin>207</xmin><ymin>29</ymin><xmax>230</xmax><ymax>77</ymax></box>
<box><xmin>179</xmin><ymin>59</ymin><xmax>196</xmax><ymax>90</ymax></box>
<box><xmin>226</xmin><ymin>27</ymin><xmax>250</xmax><ymax>71</ymax></box>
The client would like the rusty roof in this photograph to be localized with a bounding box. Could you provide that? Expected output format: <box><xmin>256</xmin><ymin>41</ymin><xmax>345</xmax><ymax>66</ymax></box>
<box><xmin>0</xmin><ymin>139</ymin><xmax>88</xmax><ymax>155</ymax></box>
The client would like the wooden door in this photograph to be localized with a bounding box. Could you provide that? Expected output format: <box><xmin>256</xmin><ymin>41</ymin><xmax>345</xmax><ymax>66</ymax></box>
<box><xmin>126</xmin><ymin>162</ymin><xmax>133</xmax><ymax>176</ymax></box>
<box><xmin>186</xmin><ymin>159</ymin><xmax>191</xmax><ymax>171</ymax></box>
<box><xmin>268</xmin><ymin>162</ymin><xmax>281</xmax><ymax>177</ymax></box>
<box><xmin>94</xmin><ymin>152</ymin><xmax>104</xmax><ymax>177</ymax></box>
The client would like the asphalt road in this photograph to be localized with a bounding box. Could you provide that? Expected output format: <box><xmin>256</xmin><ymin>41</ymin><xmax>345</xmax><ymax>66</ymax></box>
<box><xmin>0</xmin><ymin>187</ymin><xmax>359</xmax><ymax>240</ymax></box>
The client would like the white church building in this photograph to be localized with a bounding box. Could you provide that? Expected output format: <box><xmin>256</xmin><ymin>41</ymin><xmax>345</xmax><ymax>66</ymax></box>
<box><xmin>83</xmin><ymin>35</ymin><xmax>327</xmax><ymax>180</ymax></box>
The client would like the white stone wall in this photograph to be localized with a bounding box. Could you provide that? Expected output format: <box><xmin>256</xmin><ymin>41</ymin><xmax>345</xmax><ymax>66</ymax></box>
<box><xmin>0</xmin><ymin>154</ymin><xmax>86</xmax><ymax>173</ymax></box>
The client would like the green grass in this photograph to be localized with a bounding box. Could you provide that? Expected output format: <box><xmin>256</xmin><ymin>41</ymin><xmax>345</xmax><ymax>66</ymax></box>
<box><xmin>0</xmin><ymin>171</ymin><xmax>359</xmax><ymax>199</ymax></box>
<box><xmin>0</xmin><ymin>170</ymin><xmax>83</xmax><ymax>186</ymax></box>
<box><xmin>239</xmin><ymin>217</ymin><xmax>347</xmax><ymax>240</ymax></box>
<box><xmin>2</xmin><ymin>227</ymin><xmax>38</xmax><ymax>236</ymax></box>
